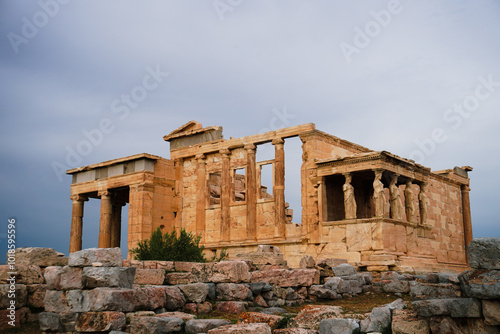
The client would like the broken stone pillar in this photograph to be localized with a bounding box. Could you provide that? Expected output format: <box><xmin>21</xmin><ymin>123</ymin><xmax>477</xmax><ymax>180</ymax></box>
<box><xmin>70</xmin><ymin>195</ymin><xmax>88</xmax><ymax>253</ymax></box>
<box><xmin>220</xmin><ymin>149</ymin><xmax>231</xmax><ymax>242</ymax></box>
<box><xmin>196</xmin><ymin>154</ymin><xmax>206</xmax><ymax>241</ymax></box>
<box><xmin>98</xmin><ymin>190</ymin><xmax>113</xmax><ymax>248</ymax></box>
<box><xmin>272</xmin><ymin>138</ymin><xmax>286</xmax><ymax>239</ymax></box>
<box><xmin>245</xmin><ymin>144</ymin><xmax>257</xmax><ymax>241</ymax></box>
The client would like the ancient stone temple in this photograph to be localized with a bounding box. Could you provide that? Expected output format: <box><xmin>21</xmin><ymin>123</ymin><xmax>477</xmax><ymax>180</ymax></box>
<box><xmin>66</xmin><ymin>121</ymin><xmax>473</xmax><ymax>272</ymax></box>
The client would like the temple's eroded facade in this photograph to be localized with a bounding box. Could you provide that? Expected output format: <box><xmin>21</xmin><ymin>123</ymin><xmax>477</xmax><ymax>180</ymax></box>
<box><xmin>67</xmin><ymin>121</ymin><xmax>473</xmax><ymax>272</ymax></box>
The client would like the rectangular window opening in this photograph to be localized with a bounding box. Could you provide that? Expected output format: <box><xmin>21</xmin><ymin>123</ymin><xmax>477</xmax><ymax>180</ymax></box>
<box><xmin>208</xmin><ymin>172</ymin><xmax>221</xmax><ymax>206</ymax></box>
<box><xmin>259</xmin><ymin>163</ymin><xmax>273</xmax><ymax>200</ymax></box>
<box><xmin>233</xmin><ymin>168</ymin><xmax>246</xmax><ymax>202</ymax></box>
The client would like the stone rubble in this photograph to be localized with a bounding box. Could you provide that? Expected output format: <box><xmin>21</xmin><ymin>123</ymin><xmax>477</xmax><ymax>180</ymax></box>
<box><xmin>2</xmin><ymin>239</ymin><xmax>500</xmax><ymax>333</ymax></box>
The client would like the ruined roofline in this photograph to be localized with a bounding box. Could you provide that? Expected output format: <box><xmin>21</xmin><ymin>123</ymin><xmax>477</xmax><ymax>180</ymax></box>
<box><xmin>299</xmin><ymin>129</ymin><xmax>372</xmax><ymax>154</ymax></box>
<box><xmin>66</xmin><ymin>153</ymin><xmax>165</xmax><ymax>174</ymax></box>
<box><xmin>163</xmin><ymin>125</ymin><xmax>223</xmax><ymax>141</ymax></box>
<box><xmin>168</xmin><ymin>123</ymin><xmax>316</xmax><ymax>158</ymax></box>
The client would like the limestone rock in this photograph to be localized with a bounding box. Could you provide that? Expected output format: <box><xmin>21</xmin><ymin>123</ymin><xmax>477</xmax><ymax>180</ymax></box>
<box><xmin>409</xmin><ymin>281</ymin><xmax>461</xmax><ymax>300</ymax></box>
<box><xmin>0</xmin><ymin>284</ymin><xmax>26</xmax><ymax>309</ymax></box>
<box><xmin>15</xmin><ymin>247</ymin><xmax>67</xmax><ymax>267</ymax></box>
<box><xmin>156</xmin><ymin>311</ymin><xmax>196</xmax><ymax>322</ymax></box>
<box><xmin>324</xmin><ymin>277</ymin><xmax>347</xmax><ymax>293</ymax></box>
<box><xmin>468</xmin><ymin>237</ymin><xmax>500</xmax><ymax>269</ymax></box>
<box><xmin>215</xmin><ymin>301</ymin><xmax>247</xmax><ymax>314</ymax></box>
<box><xmin>274</xmin><ymin>329</ymin><xmax>319</xmax><ymax>334</ymax></box>
<box><xmin>208</xmin><ymin>323</ymin><xmax>272</xmax><ymax>334</ymax></box>
<box><xmin>331</xmin><ymin>264</ymin><xmax>357</xmax><ymax>277</ymax></box>
<box><xmin>319</xmin><ymin>318</ymin><xmax>360</xmax><ymax>334</ymax></box>
<box><xmin>250</xmin><ymin>269</ymin><xmax>319</xmax><ymax>287</ymax></box>
<box><xmin>217</xmin><ymin>283</ymin><xmax>252</xmax><ymax>301</ymax></box>
<box><xmin>260</xmin><ymin>307</ymin><xmax>287</xmax><ymax>315</ymax></box>
<box><xmin>69</xmin><ymin>247</ymin><xmax>122</xmax><ymax>267</ymax></box>
<box><xmin>74</xmin><ymin>311</ymin><xmax>126</xmax><ymax>332</ymax></box>
<box><xmin>130</xmin><ymin>316</ymin><xmax>184</xmax><ymax>333</ymax></box>
<box><xmin>66</xmin><ymin>288</ymin><xmax>139</xmax><ymax>313</ymax></box>
<box><xmin>412</xmin><ymin>299</ymin><xmax>454</xmax><ymax>317</ymax></box>
<box><xmin>164</xmin><ymin>286</ymin><xmax>187</xmax><ymax>310</ymax></box>
<box><xmin>317</xmin><ymin>258</ymin><xmax>347</xmax><ymax>268</ymax></box>
<box><xmin>309</xmin><ymin>285</ymin><xmax>340</xmax><ymax>300</ymax></box>
<box><xmin>459</xmin><ymin>269</ymin><xmax>500</xmax><ymax>299</ymax></box>
<box><xmin>82</xmin><ymin>267</ymin><xmax>135</xmax><ymax>288</ymax></box>
<box><xmin>185</xmin><ymin>319</ymin><xmax>232</xmax><ymax>334</ymax></box>
<box><xmin>39</xmin><ymin>312</ymin><xmax>62</xmax><ymax>332</ymax></box>
<box><xmin>44</xmin><ymin>266</ymin><xmax>83</xmax><ymax>290</ymax></box>
<box><xmin>134</xmin><ymin>268</ymin><xmax>166</xmax><ymax>285</ymax></box>
<box><xmin>238</xmin><ymin>312</ymin><xmax>284</xmax><ymax>330</ymax></box>
<box><xmin>381</xmin><ymin>280</ymin><xmax>410</xmax><ymax>293</ymax></box>
<box><xmin>290</xmin><ymin>305</ymin><xmax>342</xmax><ymax>330</ymax></box>
<box><xmin>391</xmin><ymin>309</ymin><xmax>429</xmax><ymax>334</ymax></box>
<box><xmin>299</xmin><ymin>255</ymin><xmax>316</xmax><ymax>269</ymax></box>
<box><xmin>247</xmin><ymin>282</ymin><xmax>272</xmax><ymax>294</ymax></box>
<box><xmin>44</xmin><ymin>290</ymin><xmax>70</xmax><ymax>313</ymax></box>
<box><xmin>483</xmin><ymin>299</ymin><xmax>500</xmax><ymax>326</ymax></box>
<box><xmin>360</xmin><ymin>306</ymin><xmax>391</xmax><ymax>333</ymax></box>
<box><xmin>166</xmin><ymin>272</ymin><xmax>195</xmax><ymax>284</ymax></box>
<box><xmin>135</xmin><ymin>286</ymin><xmax>167</xmax><ymax>310</ymax></box>
<box><xmin>210</xmin><ymin>261</ymin><xmax>251</xmax><ymax>283</ymax></box>
<box><xmin>0</xmin><ymin>265</ymin><xmax>44</xmax><ymax>284</ymax></box>
<box><xmin>27</xmin><ymin>284</ymin><xmax>48</xmax><ymax>308</ymax></box>
<box><xmin>179</xmin><ymin>283</ymin><xmax>210</xmax><ymax>303</ymax></box>
<box><xmin>448</xmin><ymin>298</ymin><xmax>482</xmax><ymax>318</ymax></box>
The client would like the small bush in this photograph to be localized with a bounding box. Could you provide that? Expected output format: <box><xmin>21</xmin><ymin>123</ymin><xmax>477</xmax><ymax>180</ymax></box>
<box><xmin>129</xmin><ymin>227</ymin><xmax>206</xmax><ymax>262</ymax></box>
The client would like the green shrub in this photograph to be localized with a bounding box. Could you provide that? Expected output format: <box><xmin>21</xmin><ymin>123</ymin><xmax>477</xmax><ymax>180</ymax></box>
<box><xmin>129</xmin><ymin>227</ymin><xmax>206</xmax><ymax>262</ymax></box>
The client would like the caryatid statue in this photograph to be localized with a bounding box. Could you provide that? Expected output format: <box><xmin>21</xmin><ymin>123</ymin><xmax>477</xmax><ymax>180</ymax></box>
<box><xmin>343</xmin><ymin>172</ymin><xmax>357</xmax><ymax>219</ymax></box>
<box><xmin>373</xmin><ymin>169</ymin><xmax>385</xmax><ymax>217</ymax></box>
<box><xmin>419</xmin><ymin>182</ymin><xmax>429</xmax><ymax>225</ymax></box>
<box><xmin>404</xmin><ymin>179</ymin><xmax>415</xmax><ymax>223</ymax></box>
<box><xmin>389</xmin><ymin>173</ymin><xmax>404</xmax><ymax>220</ymax></box>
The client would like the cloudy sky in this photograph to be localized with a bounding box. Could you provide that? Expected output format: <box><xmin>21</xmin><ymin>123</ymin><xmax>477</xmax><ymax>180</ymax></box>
<box><xmin>1</xmin><ymin>0</ymin><xmax>499</xmax><ymax>261</ymax></box>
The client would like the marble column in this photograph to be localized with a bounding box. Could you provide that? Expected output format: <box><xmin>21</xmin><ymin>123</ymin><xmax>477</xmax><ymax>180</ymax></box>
<box><xmin>404</xmin><ymin>179</ymin><xmax>415</xmax><ymax>223</ymax></box>
<box><xmin>418</xmin><ymin>182</ymin><xmax>429</xmax><ymax>225</ymax></box>
<box><xmin>196</xmin><ymin>154</ymin><xmax>206</xmax><ymax>241</ymax></box>
<box><xmin>128</xmin><ymin>182</ymin><xmax>155</xmax><ymax>252</ymax></box>
<box><xmin>343</xmin><ymin>172</ymin><xmax>357</xmax><ymax>219</ymax></box>
<box><xmin>245</xmin><ymin>144</ymin><xmax>257</xmax><ymax>240</ymax></box>
<box><xmin>372</xmin><ymin>169</ymin><xmax>385</xmax><ymax>217</ymax></box>
<box><xmin>98</xmin><ymin>190</ymin><xmax>113</xmax><ymax>248</ymax></box>
<box><xmin>111</xmin><ymin>201</ymin><xmax>125</xmax><ymax>248</ymax></box>
<box><xmin>273</xmin><ymin>138</ymin><xmax>286</xmax><ymax>239</ymax></box>
<box><xmin>389</xmin><ymin>174</ymin><xmax>404</xmax><ymax>220</ymax></box>
<box><xmin>220</xmin><ymin>149</ymin><xmax>231</xmax><ymax>242</ymax></box>
<box><xmin>69</xmin><ymin>194</ymin><xmax>88</xmax><ymax>253</ymax></box>
<box><xmin>461</xmin><ymin>185</ymin><xmax>473</xmax><ymax>248</ymax></box>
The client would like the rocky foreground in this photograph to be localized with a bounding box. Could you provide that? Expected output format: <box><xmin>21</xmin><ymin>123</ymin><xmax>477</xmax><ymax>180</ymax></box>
<box><xmin>0</xmin><ymin>238</ymin><xmax>499</xmax><ymax>333</ymax></box>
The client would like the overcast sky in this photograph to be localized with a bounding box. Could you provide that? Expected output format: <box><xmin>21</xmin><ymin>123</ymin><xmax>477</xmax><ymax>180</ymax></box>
<box><xmin>1</xmin><ymin>0</ymin><xmax>499</xmax><ymax>262</ymax></box>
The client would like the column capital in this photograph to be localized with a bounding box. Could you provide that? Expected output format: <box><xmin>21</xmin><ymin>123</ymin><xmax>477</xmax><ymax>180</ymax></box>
<box><xmin>244</xmin><ymin>143</ymin><xmax>256</xmax><ymax>151</ymax></box>
<box><xmin>461</xmin><ymin>185</ymin><xmax>471</xmax><ymax>192</ymax></box>
<box><xmin>98</xmin><ymin>190</ymin><xmax>112</xmax><ymax>198</ymax></box>
<box><xmin>219</xmin><ymin>148</ymin><xmax>230</xmax><ymax>157</ymax></box>
<box><xmin>70</xmin><ymin>194</ymin><xmax>88</xmax><ymax>202</ymax></box>
<box><xmin>272</xmin><ymin>138</ymin><xmax>284</xmax><ymax>145</ymax></box>
<box><xmin>130</xmin><ymin>182</ymin><xmax>155</xmax><ymax>192</ymax></box>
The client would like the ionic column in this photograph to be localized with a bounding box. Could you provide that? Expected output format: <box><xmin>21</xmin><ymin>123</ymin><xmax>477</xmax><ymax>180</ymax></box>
<box><xmin>245</xmin><ymin>144</ymin><xmax>257</xmax><ymax>240</ymax></box>
<box><xmin>404</xmin><ymin>179</ymin><xmax>415</xmax><ymax>223</ymax></box>
<box><xmin>343</xmin><ymin>172</ymin><xmax>357</xmax><ymax>219</ymax></box>
<box><xmin>418</xmin><ymin>182</ymin><xmax>429</xmax><ymax>225</ymax></box>
<box><xmin>111</xmin><ymin>201</ymin><xmax>126</xmax><ymax>248</ymax></box>
<box><xmin>69</xmin><ymin>194</ymin><xmax>88</xmax><ymax>253</ymax></box>
<box><xmin>273</xmin><ymin>138</ymin><xmax>286</xmax><ymax>239</ymax></box>
<box><xmin>220</xmin><ymin>149</ymin><xmax>231</xmax><ymax>242</ymax></box>
<box><xmin>461</xmin><ymin>185</ymin><xmax>473</xmax><ymax>248</ymax></box>
<box><xmin>196</xmin><ymin>154</ymin><xmax>206</xmax><ymax>241</ymax></box>
<box><xmin>98</xmin><ymin>190</ymin><xmax>113</xmax><ymax>248</ymax></box>
<box><xmin>372</xmin><ymin>169</ymin><xmax>385</xmax><ymax>217</ymax></box>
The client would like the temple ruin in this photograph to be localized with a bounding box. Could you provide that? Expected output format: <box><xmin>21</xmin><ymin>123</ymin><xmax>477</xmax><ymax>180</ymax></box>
<box><xmin>66</xmin><ymin>121</ymin><xmax>473</xmax><ymax>272</ymax></box>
